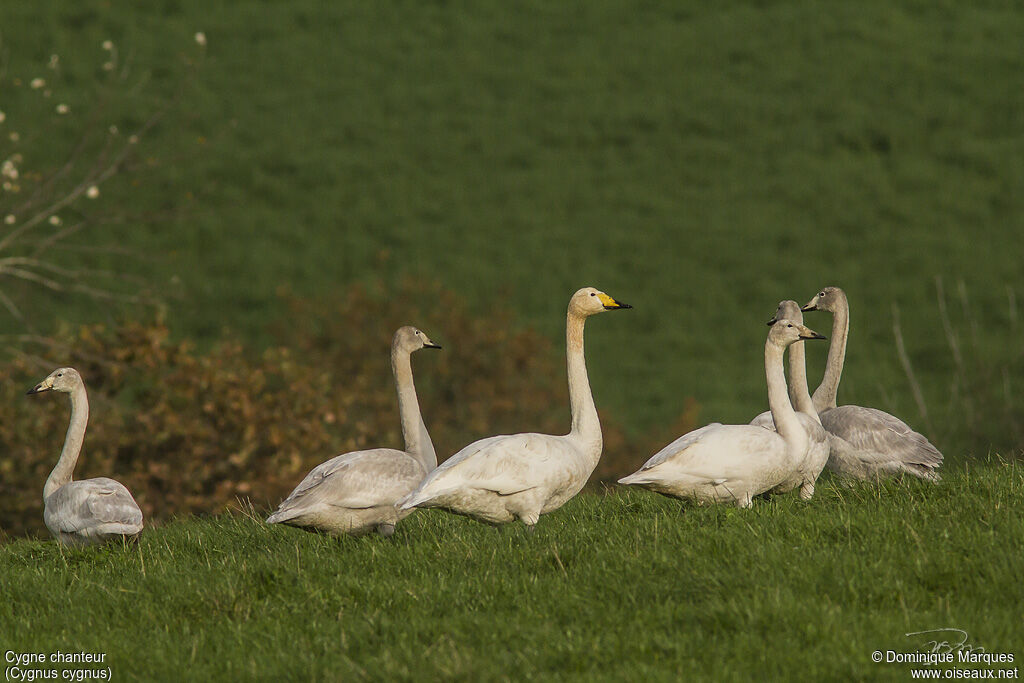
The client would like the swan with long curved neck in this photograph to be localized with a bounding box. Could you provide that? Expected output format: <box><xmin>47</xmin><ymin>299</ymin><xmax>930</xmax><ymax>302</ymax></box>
<box><xmin>802</xmin><ymin>286</ymin><xmax>942</xmax><ymax>481</ymax></box>
<box><xmin>267</xmin><ymin>326</ymin><xmax>441</xmax><ymax>536</ymax></box>
<box><xmin>619</xmin><ymin>320</ymin><xmax>826</xmax><ymax>507</ymax></box>
<box><xmin>398</xmin><ymin>287</ymin><xmax>631</xmax><ymax>530</ymax></box>
<box><xmin>27</xmin><ymin>367</ymin><xmax>144</xmax><ymax>546</ymax></box>
<box><xmin>749</xmin><ymin>301</ymin><xmax>830</xmax><ymax>498</ymax></box>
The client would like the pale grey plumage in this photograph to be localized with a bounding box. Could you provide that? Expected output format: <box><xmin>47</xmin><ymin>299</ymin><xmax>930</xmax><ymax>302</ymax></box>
<box><xmin>802</xmin><ymin>286</ymin><xmax>943</xmax><ymax>481</ymax></box>
<box><xmin>819</xmin><ymin>406</ymin><xmax>942</xmax><ymax>481</ymax></box>
<box><xmin>267</xmin><ymin>326</ymin><xmax>441</xmax><ymax>536</ymax></box>
<box><xmin>44</xmin><ymin>478</ymin><xmax>144</xmax><ymax>547</ymax></box>
<box><xmin>28</xmin><ymin>367</ymin><xmax>144</xmax><ymax>546</ymax></box>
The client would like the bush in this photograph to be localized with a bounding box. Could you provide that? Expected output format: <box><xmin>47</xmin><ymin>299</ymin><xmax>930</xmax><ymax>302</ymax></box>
<box><xmin>0</xmin><ymin>280</ymin><xmax>679</xmax><ymax>538</ymax></box>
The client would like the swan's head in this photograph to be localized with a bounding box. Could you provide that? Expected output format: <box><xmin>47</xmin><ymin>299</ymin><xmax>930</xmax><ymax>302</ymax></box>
<box><xmin>768</xmin><ymin>319</ymin><xmax>826</xmax><ymax>347</ymax></box>
<box><xmin>802</xmin><ymin>286</ymin><xmax>846</xmax><ymax>314</ymax></box>
<box><xmin>569</xmin><ymin>287</ymin><xmax>632</xmax><ymax>317</ymax></box>
<box><xmin>393</xmin><ymin>326</ymin><xmax>442</xmax><ymax>353</ymax></box>
<box><xmin>766</xmin><ymin>300</ymin><xmax>803</xmax><ymax>326</ymax></box>
<box><xmin>26</xmin><ymin>367</ymin><xmax>82</xmax><ymax>395</ymax></box>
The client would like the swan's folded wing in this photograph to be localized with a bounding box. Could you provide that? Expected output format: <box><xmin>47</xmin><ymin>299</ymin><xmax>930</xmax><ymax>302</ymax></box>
<box><xmin>821</xmin><ymin>406</ymin><xmax>942</xmax><ymax>468</ymax></box>
<box><xmin>278</xmin><ymin>449</ymin><xmax>425</xmax><ymax>511</ymax></box>
<box><xmin>53</xmin><ymin>478</ymin><xmax>142</xmax><ymax>533</ymax></box>
<box><xmin>749</xmin><ymin>411</ymin><xmax>775</xmax><ymax>430</ymax></box>
<box><xmin>422</xmin><ymin>433</ymin><xmax>561</xmax><ymax>497</ymax></box>
<box><xmin>641</xmin><ymin>423</ymin><xmax>723</xmax><ymax>470</ymax></box>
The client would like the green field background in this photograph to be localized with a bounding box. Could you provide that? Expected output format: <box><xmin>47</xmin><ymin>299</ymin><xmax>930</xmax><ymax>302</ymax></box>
<box><xmin>4</xmin><ymin>1</ymin><xmax>1023</xmax><ymax>446</ymax></box>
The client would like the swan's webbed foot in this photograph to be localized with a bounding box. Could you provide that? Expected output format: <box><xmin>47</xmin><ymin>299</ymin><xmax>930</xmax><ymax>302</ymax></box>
<box><xmin>375</xmin><ymin>523</ymin><xmax>396</xmax><ymax>537</ymax></box>
<box><xmin>799</xmin><ymin>482</ymin><xmax>815</xmax><ymax>500</ymax></box>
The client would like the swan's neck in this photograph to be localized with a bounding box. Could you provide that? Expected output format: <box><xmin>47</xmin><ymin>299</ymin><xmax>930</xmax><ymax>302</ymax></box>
<box><xmin>392</xmin><ymin>346</ymin><xmax>436</xmax><ymax>471</ymax></box>
<box><xmin>812</xmin><ymin>299</ymin><xmax>848</xmax><ymax>412</ymax></box>
<box><xmin>567</xmin><ymin>311</ymin><xmax>602</xmax><ymax>460</ymax></box>
<box><xmin>766</xmin><ymin>340</ymin><xmax>805</xmax><ymax>450</ymax></box>
<box><xmin>44</xmin><ymin>383</ymin><xmax>88</xmax><ymax>500</ymax></box>
<box><xmin>788</xmin><ymin>339</ymin><xmax>820</xmax><ymax>424</ymax></box>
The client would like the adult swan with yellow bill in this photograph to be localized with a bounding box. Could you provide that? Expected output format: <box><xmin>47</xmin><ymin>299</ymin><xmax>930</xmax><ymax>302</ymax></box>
<box><xmin>399</xmin><ymin>287</ymin><xmax>631</xmax><ymax>531</ymax></box>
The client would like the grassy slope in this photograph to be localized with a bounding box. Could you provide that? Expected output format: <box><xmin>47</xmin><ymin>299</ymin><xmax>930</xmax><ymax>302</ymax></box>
<box><xmin>1</xmin><ymin>462</ymin><xmax>1020</xmax><ymax>681</ymax></box>
<box><xmin>1</xmin><ymin>1</ymin><xmax>1022</xmax><ymax>441</ymax></box>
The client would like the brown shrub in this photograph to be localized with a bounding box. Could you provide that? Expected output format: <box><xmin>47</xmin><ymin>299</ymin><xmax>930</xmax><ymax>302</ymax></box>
<box><xmin>0</xmin><ymin>280</ymin><xmax>681</xmax><ymax>538</ymax></box>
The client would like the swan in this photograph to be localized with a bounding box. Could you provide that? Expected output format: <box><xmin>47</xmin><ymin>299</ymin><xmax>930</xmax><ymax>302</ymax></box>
<box><xmin>398</xmin><ymin>287</ymin><xmax>631</xmax><ymax>531</ymax></box>
<box><xmin>267</xmin><ymin>326</ymin><xmax>441</xmax><ymax>536</ymax></box>
<box><xmin>618</xmin><ymin>319</ymin><xmax>826</xmax><ymax>507</ymax></box>
<box><xmin>748</xmin><ymin>300</ymin><xmax>830</xmax><ymax>498</ymax></box>
<box><xmin>27</xmin><ymin>368</ymin><xmax>144</xmax><ymax>546</ymax></box>
<box><xmin>802</xmin><ymin>286</ymin><xmax>943</xmax><ymax>481</ymax></box>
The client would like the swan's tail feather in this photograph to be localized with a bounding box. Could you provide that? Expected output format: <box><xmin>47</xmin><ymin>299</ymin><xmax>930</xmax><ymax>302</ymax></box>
<box><xmin>397</xmin><ymin>490</ymin><xmax>425</xmax><ymax>512</ymax></box>
<box><xmin>904</xmin><ymin>463</ymin><xmax>942</xmax><ymax>482</ymax></box>
<box><xmin>266</xmin><ymin>508</ymin><xmax>294</xmax><ymax>525</ymax></box>
<box><xmin>618</xmin><ymin>472</ymin><xmax>650</xmax><ymax>486</ymax></box>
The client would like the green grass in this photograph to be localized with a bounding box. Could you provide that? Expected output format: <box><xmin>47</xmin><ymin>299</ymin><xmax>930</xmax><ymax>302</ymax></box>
<box><xmin>2</xmin><ymin>461</ymin><xmax>1020</xmax><ymax>681</ymax></box>
<box><xmin>1</xmin><ymin>1</ymin><xmax>1022</xmax><ymax>445</ymax></box>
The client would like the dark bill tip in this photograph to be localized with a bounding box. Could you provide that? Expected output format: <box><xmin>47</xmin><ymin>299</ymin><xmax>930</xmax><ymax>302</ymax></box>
<box><xmin>605</xmin><ymin>301</ymin><xmax>632</xmax><ymax>310</ymax></box>
<box><xmin>801</xmin><ymin>332</ymin><xmax>827</xmax><ymax>340</ymax></box>
<box><xmin>424</xmin><ymin>343</ymin><xmax>442</xmax><ymax>350</ymax></box>
<box><xmin>800</xmin><ymin>304</ymin><xmax>816</xmax><ymax>312</ymax></box>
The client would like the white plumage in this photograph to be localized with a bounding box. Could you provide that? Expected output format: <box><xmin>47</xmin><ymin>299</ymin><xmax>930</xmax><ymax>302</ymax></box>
<box><xmin>28</xmin><ymin>367</ymin><xmax>144</xmax><ymax>546</ymax></box>
<box><xmin>620</xmin><ymin>319</ymin><xmax>827</xmax><ymax>507</ymax></box>
<box><xmin>399</xmin><ymin>287</ymin><xmax>632</xmax><ymax>530</ymax></box>
<box><xmin>748</xmin><ymin>300</ymin><xmax>830</xmax><ymax>499</ymax></box>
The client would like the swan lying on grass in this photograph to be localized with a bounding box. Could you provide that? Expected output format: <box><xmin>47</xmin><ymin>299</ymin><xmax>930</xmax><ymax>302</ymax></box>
<box><xmin>802</xmin><ymin>286</ymin><xmax>943</xmax><ymax>481</ymax></box>
<box><xmin>267</xmin><ymin>326</ymin><xmax>441</xmax><ymax>536</ymax></box>
<box><xmin>619</xmin><ymin>319</ymin><xmax>826</xmax><ymax>507</ymax></box>
<box><xmin>27</xmin><ymin>368</ymin><xmax>144</xmax><ymax>546</ymax></box>
<box><xmin>399</xmin><ymin>287</ymin><xmax>631</xmax><ymax>531</ymax></box>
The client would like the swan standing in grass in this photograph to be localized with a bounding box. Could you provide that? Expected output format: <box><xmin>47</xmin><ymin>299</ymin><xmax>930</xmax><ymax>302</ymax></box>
<box><xmin>267</xmin><ymin>326</ymin><xmax>442</xmax><ymax>536</ymax></box>
<box><xmin>398</xmin><ymin>287</ymin><xmax>631</xmax><ymax>531</ymax></box>
<box><xmin>802</xmin><ymin>286</ymin><xmax>943</xmax><ymax>481</ymax></box>
<box><xmin>749</xmin><ymin>301</ymin><xmax>830</xmax><ymax>499</ymax></box>
<box><xmin>27</xmin><ymin>368</ymin><xmax>144</xmax><ymax>546</ymax></box>
<box><xmin>618</xmin><ymin>320</ymin><xmax>826</xmax><ymax>507</ymax></box>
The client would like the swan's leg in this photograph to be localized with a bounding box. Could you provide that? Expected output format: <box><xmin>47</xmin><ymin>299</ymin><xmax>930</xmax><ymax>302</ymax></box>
<box><xmin>375</xmin><ymin>523</ymin><xmax>396</xmax><ymax>537</ymax></box>
<box><xmin>799</xmin><ymin>481</ymin><xmax>815</xmax><ymax>500</ymax></box>
<box><xmin>737</xmin><ymin>492</ymin><xmax>753</xmax><ymax>509</ymax></box>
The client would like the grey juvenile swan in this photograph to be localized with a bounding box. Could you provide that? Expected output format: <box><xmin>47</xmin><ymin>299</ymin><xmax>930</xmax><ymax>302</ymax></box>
<box><xmin>802</xmin><ymin>286</ymin><xmax>942</xmax><ymax>481</ymax></box>
<box><xmin>399</xmin><ymin>287</ymin><xmax>631</xmax><ymax>531</ymax></box>
<box><xmin>27</xmin><ymin>368</ymin><xmax>144</xmax><ymax>546</ymax></box>
<box><xmin>748</xmin><ymin>301</ymin><xmax>830</xmax><ymax>499</ymax></box>
<box><xmin>267</xmin><ymin>326</ymin><xmax>441</xmax><ymax>536</ymax></box>
<box><xmin>619</xmin><ymin>320</ymin><xmax>827</xmax><ymax>507</ymax></box>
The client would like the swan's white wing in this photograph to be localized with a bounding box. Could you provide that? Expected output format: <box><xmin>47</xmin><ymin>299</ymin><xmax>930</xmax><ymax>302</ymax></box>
<box><xmin>749</xmin><ymin>411</ymin><xmax>774</xmax><ymax>429</ymax></box>
<box><xmin>640</xmin><ymin>423</ymin><xmax>723</xmax><ymax>471</ymax></box>
<box><xmin>621</xmin><ymin>424</ymin><xmax>791</xmax><ymax>494</ymax></box>
<box><xmin>820</xmin><ymin>405</ymin><xmax>942</xmax><ymax>470</ymax></box>
<box><xmin>273</xmin><ymin>449</ymin><xmax>425</xmax><ymax>516</ymax></box>
<box><xmin>48</xmin><ymin>478</ymin><xmax>143</xmax><ymax>534</ymax></box>
<box><xmin>408</xmin><ymin>433</ymin><xmax>570</xmax><ymax>504</ymax></box>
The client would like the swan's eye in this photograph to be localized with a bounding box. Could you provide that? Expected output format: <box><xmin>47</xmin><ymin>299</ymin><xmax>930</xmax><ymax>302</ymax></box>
<box><xmin>818</xmin><ymin>292</ymin><xmax>824</xmax><ymax>297</ymax></box>
<box><xmin>590</xmin><ymin>292</ymin><xmax>595</xmax><ymax>296</ymax></box>
<box><xmin>787</xmin><ymin>324</ymin><xmax>793</xmax><ymax>328</ymax></box>
<box><xmin>57</xmin><ymin>372</ymin><xmax>63</xmax><ymax>377</ymax></box>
